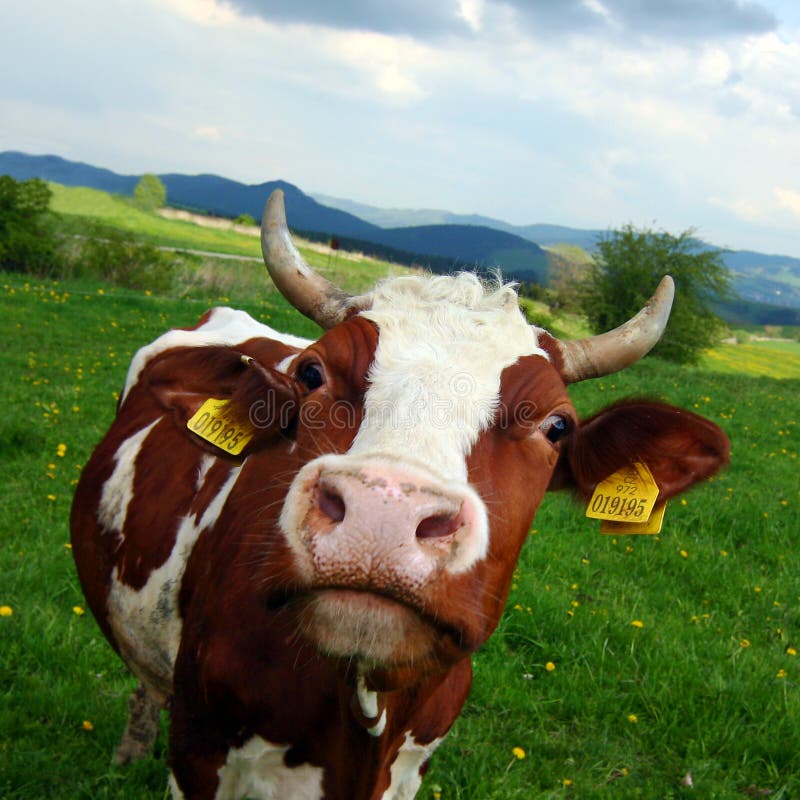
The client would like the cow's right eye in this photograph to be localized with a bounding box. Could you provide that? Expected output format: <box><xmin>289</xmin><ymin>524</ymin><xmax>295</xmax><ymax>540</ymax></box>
<box><xmin>541</xmin><ymin>414</ymin><xmax>572</xmax><ymax>444</ymax></box>
<box><xmin>298</xmin><ymin>362</ymin><xmax>325</xmax><ymax>391</ymax></box>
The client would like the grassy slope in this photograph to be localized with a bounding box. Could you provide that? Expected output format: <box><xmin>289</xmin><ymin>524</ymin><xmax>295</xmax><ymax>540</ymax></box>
<box><xmin>1</xmin><ymin>271</ymin><xmax>798</xmax><ymax>799</ymax></box>
<box><xmin>49</xmin><ymin>183</ymin><xmax>414</xmax><ymax>296</ymax></box>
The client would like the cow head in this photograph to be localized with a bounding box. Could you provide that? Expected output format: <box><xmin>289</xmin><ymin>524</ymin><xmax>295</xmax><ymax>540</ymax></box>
<box><xmin>234</xmin><ymin>192</ymin><xmax>728</xmax><ymax>689</ymax></box>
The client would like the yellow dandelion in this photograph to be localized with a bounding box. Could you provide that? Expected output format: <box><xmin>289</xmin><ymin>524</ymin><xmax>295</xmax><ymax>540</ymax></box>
<box><xmin>740</xmin><ymin>639</ymin><xmax>751</xmax><ymax>648</ymax></box>
<box><xmin>787</xmin><ymin>648</ymin><xmax>797</xmax><ymax>657</ymax></box>
<box><xmin>0</xmin><ymin>605</ymin><xmax>13</xmax><ymax>617</ymax></box>
<box><xmin>562</xmin><ymin>778</ymin><xmax>573</xmax><ymax>787</ymax></box>
<box><xmin>545</xmin><ymin>661</ymin><xmax>556</xmax><ymax>672</ymax></box>
<box><xmin>776</xmin><ymin>669</ymin><xmax>787</xmax><ymax>679</ymax></box>
<box><xmin>47</xmin><ymin>494</ymin><xmax>56</xmax><ymax>501</ymax></box>
<box><xmin>631</xmin><ymin>620</ymin><xmax>644</xmax><ymax>629</ymax></box>
<box><xmin>512</xmin><ymin>746</ymin><xmax>526</xmax><ymax>760</ymax></box>
<box><xmin>680</xmin><ymin>550</ymin><xmax>688</xmax><ymax>558</ymax></box>
<box><xmin>82</xmin><ymin>720</ymin><xmax>94</xmax><ymax>731</ymax></box>
<box><xmin>72</xmin><ymin>606</ymin><xmax>85</xmax><ymax>616</ymax></box>
<box><xmin>627</xmin><ymin>714</ymin><xmax>638</xmax><ymax>724</ymax></box>
<box><xmin>754</xmin><ymin>587</ymin><xmax>762</xmax><ymax>593</ymax></box>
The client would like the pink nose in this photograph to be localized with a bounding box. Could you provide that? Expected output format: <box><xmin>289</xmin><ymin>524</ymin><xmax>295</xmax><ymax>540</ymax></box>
<box><xmin>315</xmin><ymin>477</ymin><xmax>464</xmax><ymax>541</ymax></box>
<box><xmin>295</xmin><ymin>463</ymin><xmax>483</xmax><ymax>592</ymax></box>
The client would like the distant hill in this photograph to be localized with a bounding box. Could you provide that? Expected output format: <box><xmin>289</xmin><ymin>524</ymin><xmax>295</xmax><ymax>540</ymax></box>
<box><xmin>0</xmin><ymin>151</ymin><xmax>379</xmax><ymax>241</ymax></box>
<box><xmin>3</xmin><ymin>150</ymin><xmax>798</xmax><ymax>310</ymax></box>
<box><xmin>313</xmin><ymin>192</ymin><xmax>607</xmax><ymax>249</ymax></box>
<box><xmin>315</xmin><ymin>191</ymin><xmax>800</xmax><ymax>310</ymax></box>
<box><xmin>0</xmin><ymin>151</ymin><xmax>550</xmax><ymax>281</ymax></box>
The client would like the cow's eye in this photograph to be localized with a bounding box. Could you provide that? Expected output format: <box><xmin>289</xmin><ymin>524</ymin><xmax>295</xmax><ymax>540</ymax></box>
<box><xmin>541</xmin><ymin>414</ymin><xmax>571</xmax><ymax>444</ymax></box>
<box><xmin>297</xmin><ymin>361</ymin><xmax>325</xmax><ymax>391</ymax></box>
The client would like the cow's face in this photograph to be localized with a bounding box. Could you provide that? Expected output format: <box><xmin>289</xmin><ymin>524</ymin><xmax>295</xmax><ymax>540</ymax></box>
<box><xmin>233</xmin><ymin>189</ymin><xmax>726</xmax><ymax>690</ymax></box>
<box><xmin>268</xmin><ymin>276</ymin><xmax>576</xmax><ymax>680</ymax></box>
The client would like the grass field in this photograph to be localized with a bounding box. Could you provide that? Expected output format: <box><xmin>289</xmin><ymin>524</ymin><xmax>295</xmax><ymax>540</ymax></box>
<box><xmin>1</xmin><ymin>267</ymin><xmax>798</xmax><ymax>799</ymax></box>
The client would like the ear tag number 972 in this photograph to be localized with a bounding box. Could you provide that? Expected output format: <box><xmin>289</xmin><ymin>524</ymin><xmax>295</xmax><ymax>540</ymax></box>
<box><xmin>586</xmin><ymin>462</ymin><xmax>660</xmax><ymax>524</ymax></box>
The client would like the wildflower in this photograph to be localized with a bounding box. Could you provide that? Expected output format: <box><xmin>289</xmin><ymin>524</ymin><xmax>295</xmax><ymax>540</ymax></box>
<box><xmin>0</xmin><ymin>605</ymin><xmax>13</xmax><ymax>617</ymax></box>
<box><xmin>82</xmin><ymin>720</ymin><xmax>94</xmax><ymax>731</ymax></box>
<box><xmin>754</xmin><ymin>587</ymin><xmax>762</xmax><ymax>594</ymax></box>
<box><xmin>545</xmin><ymin>661</ymin><xmax>556</xmax><ymax>672</ymax></box>
<box><xmin>64</xmin><ymin>543</ymin><xmax>72</xmax><ymax>550</ymax></box>
<box><xmin>787</xmin><ymin>648</ymin><xmax>797</xmax><ymax>657</ymax></box>
<box><xmin>512</xmin><ymin>747</ymin><xmax>526</xmax><ymax>760</ymax></box>
<box><xmin>680</xmin><ymin>550</ymin><xmax>688</xmax><ymax>558</ymax></box>
<box><xmin>631</xmin><ymin>620</ymin><xmax>644</xmax><ymax>629</ymax></box>
<box><xmin>740</xmin><ymin>639</ymin><xmax>751</xmax><ymax>648</ymax></box>
<box><xmin>73</xmin><ymin>606</ymin><xmax>85</xmax><ymax>616</ymax></box>
<box><xmin>627</xmin><ymin>714</ymin><xmax>638</xmax><ymax>724</ymax></box>
<box><xmin>776</xmin><ymin>669</ymin><xmax>787</xmax><ymax>679</ymax></box>
<box><xmin>56</xmin><ymin>443</ymin><xmax>67</xmax><ymax>457</ymax></box>
<box><xmin>562</xmin><ymin>779</ymin><xmax>573</xmax><ymax>787</ymax></box>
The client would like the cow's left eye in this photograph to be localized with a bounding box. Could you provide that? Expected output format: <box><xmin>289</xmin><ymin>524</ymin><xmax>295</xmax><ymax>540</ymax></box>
<box><xmin>298</xmin><ymin>362</ymin><xmax>325</xmax><ymax>391</ymax></box>
<box><xmin>541</xmin><ymin>414</ymin><xmax>571</xmax><ymax>444</ymax></box>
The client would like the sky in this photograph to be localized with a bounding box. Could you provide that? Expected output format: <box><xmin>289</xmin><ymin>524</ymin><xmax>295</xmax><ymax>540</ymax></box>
<box><xmin>2</xmin><ymin>0</ymin><xmax>799</xmax><ymax>257</ymax></box>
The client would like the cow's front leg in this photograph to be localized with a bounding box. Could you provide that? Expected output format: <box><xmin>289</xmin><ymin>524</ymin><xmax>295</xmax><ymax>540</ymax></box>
<box><xmin>114</xmin><ymin>682</ymin><xmax>161</xmax><ymax>765</ymax></box>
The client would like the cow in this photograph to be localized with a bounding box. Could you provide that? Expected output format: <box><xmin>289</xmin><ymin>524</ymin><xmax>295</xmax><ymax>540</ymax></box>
<box><xmin>70</xmin><ymin>189</ymin><xmax>729</xmax><ymax>800</ymax></box>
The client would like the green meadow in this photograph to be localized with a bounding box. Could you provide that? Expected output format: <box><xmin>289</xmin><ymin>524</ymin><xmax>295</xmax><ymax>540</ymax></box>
<box><xmin>1</xmin><ymin>195</ymin><xmax>799</xmax><ymax>798</ymax></box>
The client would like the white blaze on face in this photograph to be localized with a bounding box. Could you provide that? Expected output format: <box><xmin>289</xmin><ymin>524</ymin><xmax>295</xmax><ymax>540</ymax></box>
<box><xmin>353</xmin><ymin>275</ymin><xmax>547</xmax><ymax>482</ymax></box>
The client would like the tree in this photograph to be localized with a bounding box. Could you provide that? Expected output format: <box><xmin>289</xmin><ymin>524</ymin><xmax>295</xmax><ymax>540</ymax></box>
<box><xmin>133</xmin><ymin>173</ymin><xmax>167</xmax><ymax>211</ymax></box>
<box><xmin>0</xmin><ymin>175</ymin><xmax>59</xmax><ymax>273</ymax></box>
<box><xmin>579</xmin><ymin>225</ymin><xmax>731</xmax><ymax>364</ymax></box>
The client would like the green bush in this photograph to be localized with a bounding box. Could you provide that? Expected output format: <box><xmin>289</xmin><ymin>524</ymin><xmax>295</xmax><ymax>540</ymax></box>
<box><xmin>0</xmin><ymin>175</ymin><xmax>61</xmax><ymax>274</ymax></box>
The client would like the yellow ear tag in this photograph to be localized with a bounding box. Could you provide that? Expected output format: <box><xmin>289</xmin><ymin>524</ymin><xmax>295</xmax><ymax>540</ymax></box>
<box><xmin>600</xmin><ymin>502</ymin><xmax>667</xmax><ymax>535</ymax></box>
<box><xmin>186</xmin><ymin>398</ymin><xmax>254</xmax><ymax>456</ymax></box>
<box><xmin>586</xmin><ymin>462</ymin><xmax>660</xmax><ymax>524</ymax></box>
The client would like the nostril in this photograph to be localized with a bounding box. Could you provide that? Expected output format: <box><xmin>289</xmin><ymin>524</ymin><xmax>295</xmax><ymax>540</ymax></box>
<box><xmin>415</xmin><ymin>512</ymin><xmax>461</xmax><ymax>540</ymax></box>
<box><xmin>317</xmin><ymin>487</ymin><xmax>346</xmax><ymax>524</ymax></box>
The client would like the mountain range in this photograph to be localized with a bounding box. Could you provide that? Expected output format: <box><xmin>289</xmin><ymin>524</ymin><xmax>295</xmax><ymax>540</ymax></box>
<box><xmin>2</xmin><ymin>150</ymin><xmax>798</xmax><ymax>317</ymax></box>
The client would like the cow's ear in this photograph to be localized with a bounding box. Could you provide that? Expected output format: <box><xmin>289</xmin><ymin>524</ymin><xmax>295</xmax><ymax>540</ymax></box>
<box><xmin>551</xmin><ymin>401</ymin><xmax>730</xmax><ymax>502</ymax></box>
<box><xmin>145</xmin><ymin>347</ymin><xmax>298</xmax><ymax>449</ymax></box>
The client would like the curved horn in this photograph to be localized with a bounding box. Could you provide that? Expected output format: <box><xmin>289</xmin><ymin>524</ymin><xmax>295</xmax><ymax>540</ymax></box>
<box><xmin>557</xmin><ymin>276</ymin><xmax>675</xmax><ymax>384</ymax></box>
<box><xmin>261</xmin><ymin>189</ymin><xmax>352</xmax><ymax>329</ymax></box>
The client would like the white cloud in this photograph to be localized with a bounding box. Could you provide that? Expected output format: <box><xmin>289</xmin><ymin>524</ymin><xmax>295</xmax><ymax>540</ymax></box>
<box><xmin>193</xmin><ymin>126</ymin><xmax>222</xmax><ymax>142</ymax></box>
<box><xmin>157</xmin><ymin>0</ymin><xmax>241</xmax><ymax>26</ymax></box>
<box><xmin>774</xmin><ymin>186</ymin><xmax>800</xmax><ymax>218</ymax></box>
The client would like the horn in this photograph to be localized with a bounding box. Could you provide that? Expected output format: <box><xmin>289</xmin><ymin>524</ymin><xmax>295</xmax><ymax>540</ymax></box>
<box><xmin>260</xmin><ymin>189</ymin><xmax>352</xmax><ymax>329</ymax></box>
<box><xmin>557</xmin><ymin>275</ymin><xmax>675</xmax><ymax>383</ymax></box>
